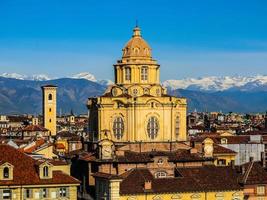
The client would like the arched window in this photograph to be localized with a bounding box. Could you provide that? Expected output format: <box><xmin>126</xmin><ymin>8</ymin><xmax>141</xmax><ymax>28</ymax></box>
<box><xmin>141</xmin><ymin>66</ymin><xmax>148</xmax><ymax>81</ymax></box>
<box><xmin>155</xmin><ymin>171</ymin><xmax>167</xmax><ymax>178</ymax></box>
<box><xmin>43</xmin><ymin>166</ymin><xmax>49</xmax><ymax>177</ymax></box>
<box><xmin>3</xmin><ymin>167</ymin><xmax>9</xmax><ymax>178</ymax></box>
<box><xmin>175</xmin><ymin>116</ymin><xmax>180</xmax><ymax>139</ymax></box>
<box><xmin>113</xmin><ymin>117</ymin><xmax>124</xmax><ymax>140</ymax></box>
<box><xmin>125</xmin><ymin>67</ymin><xmax>131</xmax><ymax>81</ymax></box>
<box><xmin>147</xmin><ymin>117</ymin><xmax>159</xmax><ymax>139</ymax></box>
<box><xmin>48</xmin><ymin>94</ymin><xmax>52</xmax><ymax>101</ymax></box>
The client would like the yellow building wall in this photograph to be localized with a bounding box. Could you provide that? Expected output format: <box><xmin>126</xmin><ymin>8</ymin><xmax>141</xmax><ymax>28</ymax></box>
<box><xmin>96</xmin><ymin>95</ymin><xmax>187</xmax><ymax>142</ymax></box>
<box><xmin>214</xmin><ymin>154</ymin><xmax>236</xmax><ymax>166</ymax></box>
<box><xmin>35</xmin><ymin>145</ymin><xmax>58</xmax><ymax>159</ymax></box>
<box><xmin>120</xmin><ymin>190</ymin><xmax>244</xmax><ymax>200</ymax></box>
<box><xmin>56</xmin><ymin>139</ymin><xmax>69</xmax><ymax>152</ymax></box>
<box><xmin>53</xmin><ymin>164</ymin><xmax>71</xmax><ymax>175</ymax></box>
<box><xmin>0</xmin><ymin>185</ymin><xmax>78</xmax><ymax>200</ymax></box>
<box><xmin>42</xmin><ymin>86</ymin><xmax>57</xmax><ymax>135</ymax></box>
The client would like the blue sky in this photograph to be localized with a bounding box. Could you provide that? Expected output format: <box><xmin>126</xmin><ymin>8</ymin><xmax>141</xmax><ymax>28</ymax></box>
<box><xmin>0</xmin><ymin>0</ymin><xmax>267</xmax><ymax>81</ymax></box>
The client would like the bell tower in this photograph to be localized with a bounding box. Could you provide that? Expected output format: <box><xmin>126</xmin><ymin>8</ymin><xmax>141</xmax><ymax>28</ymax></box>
<box><xmin>42</xmin><ymin>85</ymin><xmax>57</xmax><ymax>136</ymax></box>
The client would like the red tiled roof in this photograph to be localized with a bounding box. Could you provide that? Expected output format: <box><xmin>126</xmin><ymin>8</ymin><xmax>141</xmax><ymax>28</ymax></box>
<box><xmin>240</xmin><ymin>161</ymin><xmax>267</xmax><ymax>185</ymax></box>
<box><xmin>119</xmin><ymin>166</ymin><xmax>242</xmax><ymax>195</ymax></box>
<box><xmin>213</xmin><ymin>144</ymin><xmax>236</xmax><ymax>155</ymax></box>
<box><xmin>22</xmin><ymin>139</ymin><xmax>51</xmax><ymax>153</ymax></box>
<box><xmin>22</xmin><ymin>125</ymin><xmax>48</xmax><ymax>132</ymax></box>
<box><xmin>0</xmin><ymin>144</ymin><xmax>79</xmax><ymax>186</ymax></box>
<box><xmin>93</xmin><ymin>172</ymin><xmax>121</xmax><ymax>180</ymax></box>
<box><xmin>191</xmin><ymin>135</ymin><xmax>251</xmax><ymax>144</ymax></box>
<box><xmin>55</xmin><ymin>143</ymin><xmax>65</xmax><ymax>150</ymax></box>
<box><xmin>92</xmin><ymin>150</ymin><xmax>211</xmax><ymax>163</ymax></box>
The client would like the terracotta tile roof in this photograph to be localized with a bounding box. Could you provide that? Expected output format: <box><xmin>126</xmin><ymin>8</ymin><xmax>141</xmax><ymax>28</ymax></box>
<box><xmin>36</xmin><ymin>158</ymin><xmax>68</xmax><ymax>166</ymax></box>
<box><xmin>119</xmin><ymin>166</ymin><xmax>242</xmax><ymax>195</ymax></box>
<box><xmin>56</xmin><ymin>131</ymin><xmax>81</xmax><ymax>141</ymax></box>
<box><xmin>93</xmin><ymin>172</ymin><xmax>121</xmax><ymax>180</ymax></box>
<box><xmin>213</xmin><ymin>144</ymin><xmax>236</xmax><ymax>155</ymax></box>
<box><xmin>22</xmin><ymin>125</ymin><xmax>48</xmax><ymax>132</ymax></box>
<box><xmin>0</xmin><ymin>144</ymin><xmax>79</xmax><ymax>186</ymax></box>
<box><xmin>93</xmin><ymin>150</ymin><xmax>211</xmax><ymax>163</ymax></box>
<box><xmin>7</xmin><ymin>116</ymin><xmax>28</xmax><ymax>123</ymax></box>
<box><xmin>168</xmin><ymin>149</ymin><xmax>212</xmax><ymax>162</ymax></box>
<box><xmin>239</xmin><ymin>161</ymin><xmax>267</xmax><ymax>185</ymax></box>
<box><xmin>55</xmin><ymin>143</ymin><xmax>65</xmax><ymax>150</ymax></box>
<box><xmin>21</xmin><ymin>139</ymin><xmax>52</xmax><ymax>154</ymax></box>
<box><xmin>66</xmin><ymin>150</ymin><xmax>96</xmax><ymax>161</ymax></box>
<box><xmin>191</xmin><ymin>135</ymin><xmax>252</xmax><ymax>144</ymax></box>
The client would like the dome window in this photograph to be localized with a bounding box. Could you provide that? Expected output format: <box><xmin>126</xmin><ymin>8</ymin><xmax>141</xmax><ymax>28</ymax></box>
<box><xmin>141</xmin><ymin>66</ymin><xmax>148</xmax><ymax>81</ymax></box>
<box><xmin>125</xmin><ymin>67</ymin><xmax>131</xmax><ymax>81</ymax></box>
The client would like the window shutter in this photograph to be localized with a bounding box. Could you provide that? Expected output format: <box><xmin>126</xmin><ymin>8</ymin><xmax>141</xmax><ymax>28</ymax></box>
<box><xmin>23</xmin><ymin>189</ymin><xmax>26</xmax><ymax>199</ymax></box>
<box><xmin>56</xmin><ymin>189</ymin><xmax>59</xmax><ymax>198</ymax></box>
<box><xmin>0</xmin><ymin>189</ymin><xmax>2</xmax><ymax>199</ymax></box>
<box><xmin>66</xmin><ymin>187</ymin><xmax>70</xmax><ymax>197</ymax></box>
<box><xmin>47</xmin><ymin>188</ymin><xmax>49</xmax><ymax>198</ymax></box>
<box><xmin>30</xmin><ymin>189</ymin><xmax>32</xmax><ymax>198</ymax></box>
<box><xmin>40</xmin><ymin>189</ymin><xmax>43</xmax><ymax>198</ymax></box>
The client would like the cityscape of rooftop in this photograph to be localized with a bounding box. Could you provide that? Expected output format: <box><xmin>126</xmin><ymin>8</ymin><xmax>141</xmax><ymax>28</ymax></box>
<box><xmin>0</xmin><ymin>1</ymin><xmax>267</xmax><ymax>200</ymax></box>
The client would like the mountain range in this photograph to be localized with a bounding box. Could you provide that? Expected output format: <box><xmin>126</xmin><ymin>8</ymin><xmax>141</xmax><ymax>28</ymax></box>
<box><xmin>1</xmin><ymin>72</ymin><xmax>267</xmax><ymax>114</ymax></box>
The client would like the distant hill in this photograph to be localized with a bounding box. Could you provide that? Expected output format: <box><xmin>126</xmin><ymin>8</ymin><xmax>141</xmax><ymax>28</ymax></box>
<box><xmin>0</xmin><ymin>77</ymin><xmax>105</xmax><ymax>115</ymax></box>
<box><xmin>0</xmin><ymin>76</ymin><xmax>267</xmax><ymax>114</ymax></box>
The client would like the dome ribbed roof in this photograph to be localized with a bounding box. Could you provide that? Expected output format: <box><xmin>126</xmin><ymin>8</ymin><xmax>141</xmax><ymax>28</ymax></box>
<box><xmin>122</xmin><ymin>26</ymin><xmax>152</xmax><ymax>59</ymax></box>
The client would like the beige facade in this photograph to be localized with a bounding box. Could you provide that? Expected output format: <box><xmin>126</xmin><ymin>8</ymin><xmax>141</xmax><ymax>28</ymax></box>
<box><xmin>0</xmin><ymin>185</ymin><xmax>78</xmax><ymax>200</ymax></box>
<box><xmin>42</xmin><ymin>85</ymin><xmax>57</xmax><ymax>135</ymax></box>
<box><xmin>88</xmin><ymin>26</ymin><xmax>187</xmax><ymax>143</ymax></box>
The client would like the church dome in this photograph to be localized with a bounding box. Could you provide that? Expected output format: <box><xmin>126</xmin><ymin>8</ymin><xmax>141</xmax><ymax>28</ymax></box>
<box><xmin>122</xmin><ymin>26</ymin><xmax>152</xmax><ymax>59</ymax></box>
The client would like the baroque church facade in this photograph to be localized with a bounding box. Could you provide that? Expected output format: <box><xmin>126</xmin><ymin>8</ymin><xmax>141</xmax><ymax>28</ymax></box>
<box><xmin>87</xmin><ymin>26</ymin><xmax>187</xmax><ymax>143</ymax></box>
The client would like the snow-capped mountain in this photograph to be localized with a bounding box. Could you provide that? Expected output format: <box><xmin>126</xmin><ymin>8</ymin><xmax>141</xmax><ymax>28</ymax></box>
<box><xmin>71</xmin><ymin>72</ymin><xmax>113</xmax><ymax>86</ymax></box>
<box><xmin>163</xmin><ymin>75</ymin><xmax>267</xmax><ymax>91</ymax></box>
<box><xmin>0</xmin><ymin>72</ymin><xmax>113</xmax><ymax>86</ymax></box>
<box><xmin>3</xmin><ymin>72</ymin><xmax>267</xmax><ymax>91</ymax></box>
<box><xmin>71</xmin><ymin>72</ymin><xmax>97</xmax><ymax>82</ymax></box>
<box><xmin>1</xmin><ymin>73</ymin><xmax>51</xmax><ymax>81</ymax></box>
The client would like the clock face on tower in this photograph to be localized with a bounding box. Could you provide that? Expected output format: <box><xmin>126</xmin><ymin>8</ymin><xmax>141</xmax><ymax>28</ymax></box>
<box><xmin>204</xmin><ymin>145</ymin><xmax>213</xmax><ymax>156</ymax></box>
<box><xmin>100</xmin><ymin>143</ymin><xmax>113</xmax><ymax>160</ymax></box>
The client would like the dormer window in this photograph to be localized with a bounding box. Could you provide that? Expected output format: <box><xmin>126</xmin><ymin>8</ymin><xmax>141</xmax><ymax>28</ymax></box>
<box><xmin>221</xmin><ymin>138</ymin><xmax>228</xmax><ymax>144</ymax></box>
<box><xmin>3</xmin><ymin>167</ymin><xmax>9</xmax><ymax>178</ymax></box>
<box><xmin>39</xmin><ymin>162</ymin><xmax>53</xmax><ymax>179</ymax></box>
<box><xmin>0</xmin><ymin>162</ymin><xmax>13</xmax><ymax>180</ymax></box>
<box><xmin>43</xmin><ymin>166</ymin><xmax>49</xmax><ymax>177</ymax></box>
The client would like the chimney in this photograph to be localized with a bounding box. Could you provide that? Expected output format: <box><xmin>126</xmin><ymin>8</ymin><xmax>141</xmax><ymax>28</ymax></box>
<box><xmin>249</xmin><ymin>156</ymin><xmax>254</xmax><ymax>162</ymax></box>
<box><xmin>144</xmin><ymin>180</ymin><xmax>152</xmax><ymax>190</ymax></box>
